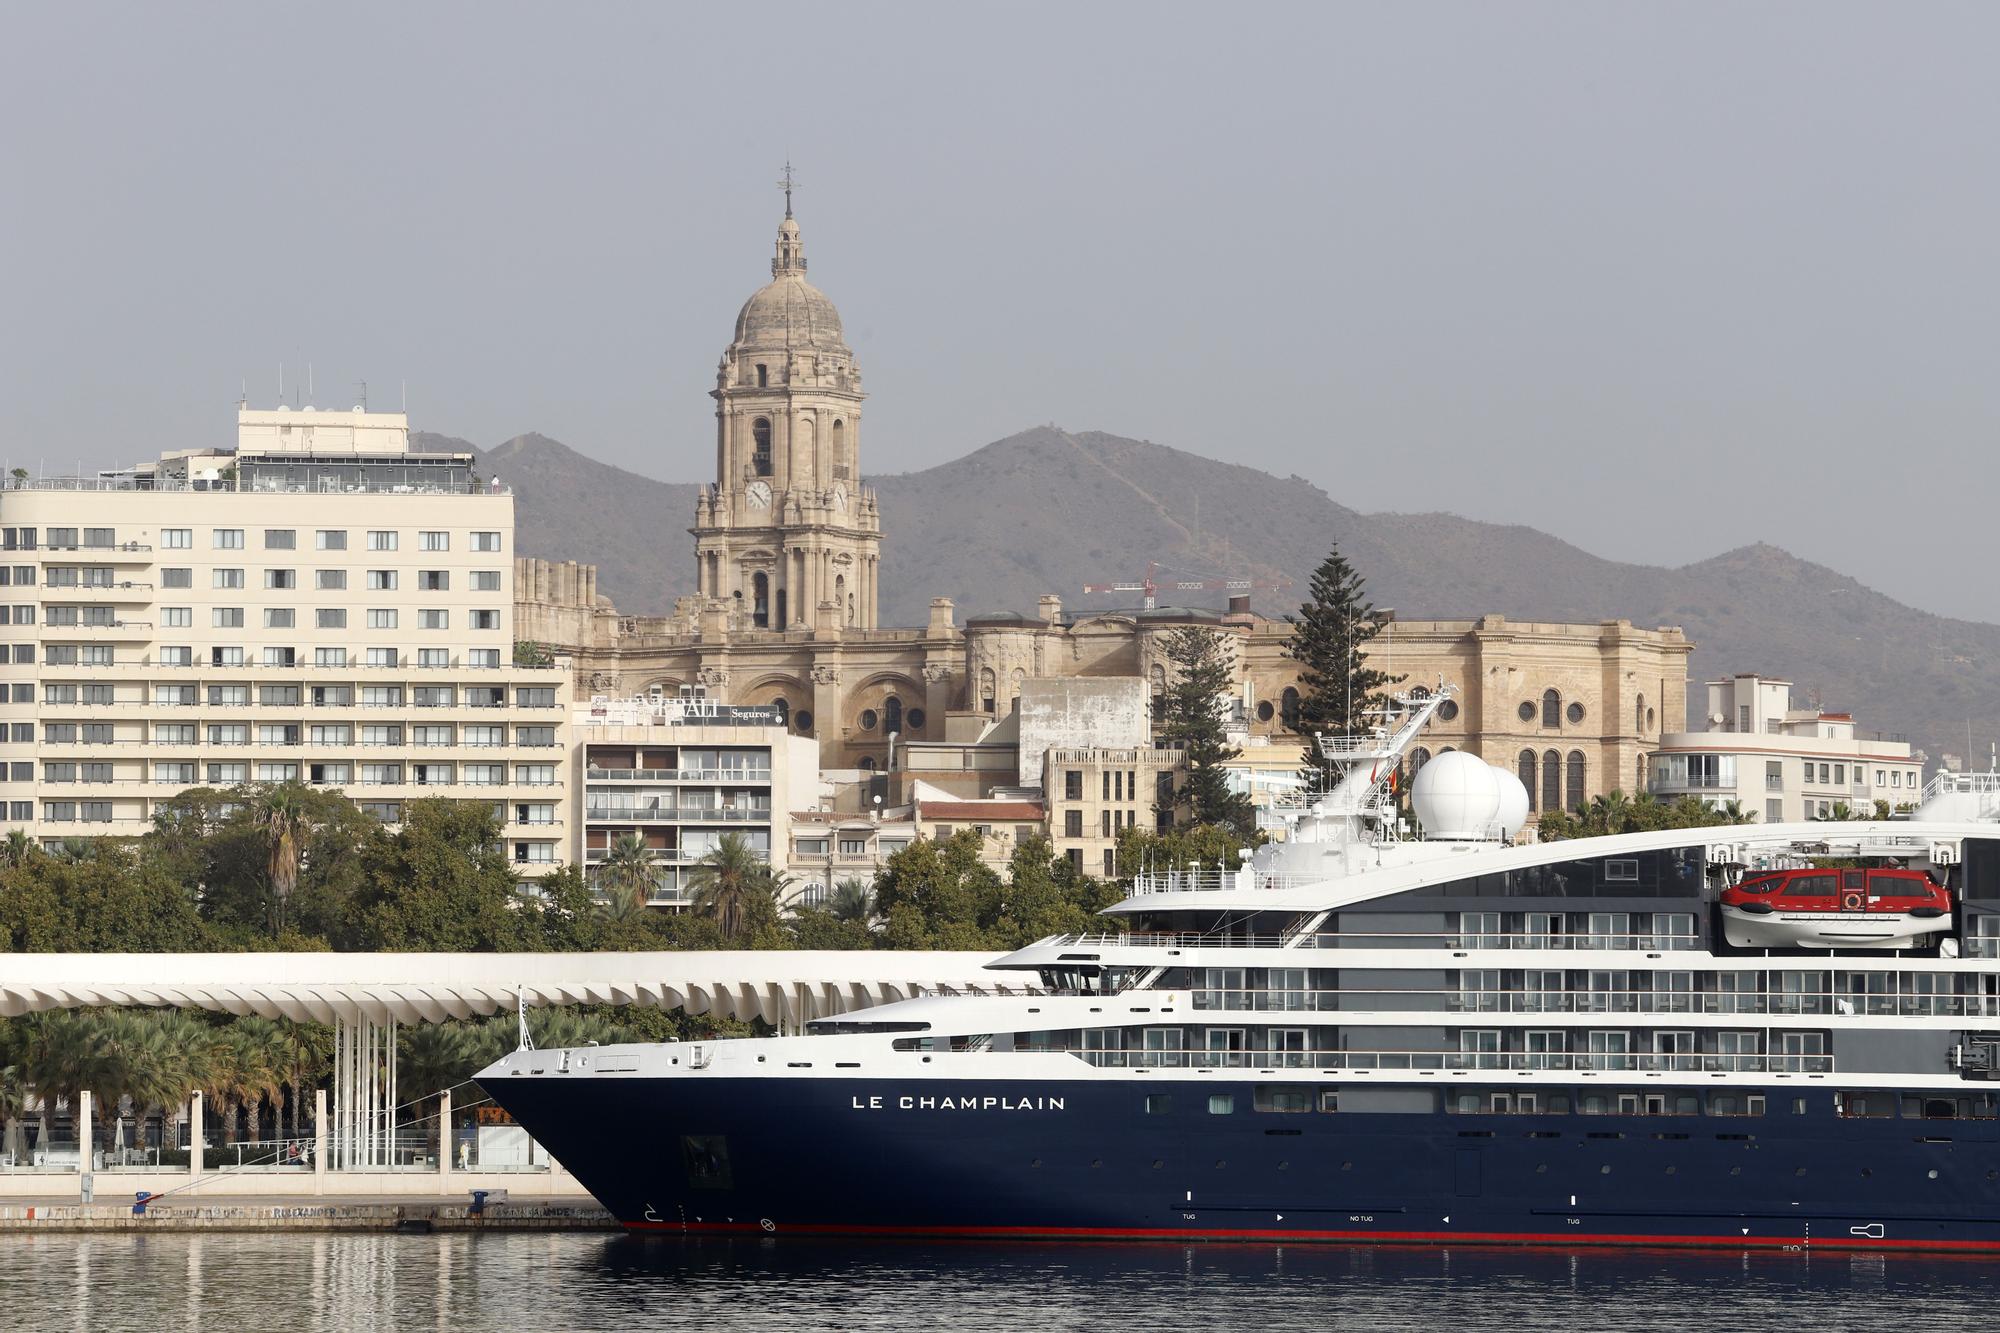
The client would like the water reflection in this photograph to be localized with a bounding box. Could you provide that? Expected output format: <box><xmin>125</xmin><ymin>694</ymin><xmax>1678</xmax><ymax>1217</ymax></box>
<box><xmin>0</xmin><ymin>1233</ymin><xmax>1988</xmax><ymax>1332</ymax></box>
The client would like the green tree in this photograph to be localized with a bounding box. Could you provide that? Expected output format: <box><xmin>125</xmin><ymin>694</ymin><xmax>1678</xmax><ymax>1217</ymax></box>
<box><xmin>874</xmin><ymin>831</ymin><xmax>1004</xmax><ymax>950</ymax></box>
<box><xmin>828</xmin><ymin>877</ymin><xmax>876</xmax><ymax>925</ymax></box>
<box><xmin>597</xmin><ymin>833</ymin><xmax>658</xmax><ymax>921</ymax></box>
<box><xmin>1284</xmin><ymin>541</ymin><xmax>1400</xmax><ymax>796</ymax></box>
<box><xmin>256</xmin><ymin>782</ymin><xmax>312</xmax><ymax>936</ymax></box>
<box><xmin>399</xmin><ymin>1023</ymin><xmax>479</xmax><ymax>1161</ymax></box>
<box><xmin>344</xmin><ymin>799</ymin><xmax>527</xmax><ymax>952</ymax></box>
<box><xmin>1154</xmin><ymin>624</ymin><xmax>1254</xmax><ymax>835</ymax></box>
<box><xmin>686</xmin><ymin>833</ymin><xmax>782</xmax><ymax>943</ymax></box>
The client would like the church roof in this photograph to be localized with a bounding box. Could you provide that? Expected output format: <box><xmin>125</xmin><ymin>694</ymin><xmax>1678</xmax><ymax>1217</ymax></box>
<box><xmin>731</xmin><ymin>215</ymin><xmax>849</xmax><ymax>352</ymax></box>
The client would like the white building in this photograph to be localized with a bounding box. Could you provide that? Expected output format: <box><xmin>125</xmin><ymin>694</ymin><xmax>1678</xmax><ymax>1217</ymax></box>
<box><xmin>0</xmin><ymin>405</ymin><xmax>571</xmax><ymax>877</ymax></box>
<box><xmin>1648</xmin><ymin>674</ymin><xmax>1922</xmax><ymax>822</ymax></box>
<box><xmin>575</xmin><ymin>693</ymin><xmax>820</xmax><ymax>906</ymax></box>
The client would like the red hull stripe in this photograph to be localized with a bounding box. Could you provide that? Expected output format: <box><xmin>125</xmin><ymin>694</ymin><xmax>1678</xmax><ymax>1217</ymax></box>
<box><xmin>624</xmin><ymin>1220</ymin><xmax>2000</xmax><ymax>1251</ymax></box>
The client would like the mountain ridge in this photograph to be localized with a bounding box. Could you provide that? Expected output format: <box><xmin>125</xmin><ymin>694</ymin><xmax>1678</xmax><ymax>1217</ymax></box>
<box><xmin>423</xmin><ymin>426</ymin><xmax>2000</xmax><ymax>766</ymax></box>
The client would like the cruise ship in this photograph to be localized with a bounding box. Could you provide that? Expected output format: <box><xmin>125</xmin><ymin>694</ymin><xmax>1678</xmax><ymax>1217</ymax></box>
<box><xmin>480</xmin><ymin>687</ymin><xmax>2000</xmax><ymax>1250</ymax></box>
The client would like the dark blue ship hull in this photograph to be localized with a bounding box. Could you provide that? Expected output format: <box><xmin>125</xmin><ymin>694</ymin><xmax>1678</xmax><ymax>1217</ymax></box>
<box><xmin>479</xmin><ymin>1074</ymin><xmax>2000</xmax><ymax>1251</ymax></box>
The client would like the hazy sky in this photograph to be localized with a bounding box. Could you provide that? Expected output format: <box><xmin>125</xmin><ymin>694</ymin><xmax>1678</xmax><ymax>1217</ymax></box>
<box><xmin>5</xmin><ymin>3</ymin><xmax>1999</xmax><ymax>619</ymax></box>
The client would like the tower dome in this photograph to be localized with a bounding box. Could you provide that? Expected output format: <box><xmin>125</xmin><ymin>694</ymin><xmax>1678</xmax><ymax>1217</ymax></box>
<box><xmin>730</xmin><ymin>215</ymin><xmax>850</xmax><ymax>353</ymax></box>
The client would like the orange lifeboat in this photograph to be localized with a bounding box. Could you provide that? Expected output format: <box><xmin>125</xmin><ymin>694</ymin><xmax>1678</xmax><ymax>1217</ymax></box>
<box><xmin>1720</xmin><ymin>867</ymin><xmax>1951</xmax><ymax>950</ymax></box>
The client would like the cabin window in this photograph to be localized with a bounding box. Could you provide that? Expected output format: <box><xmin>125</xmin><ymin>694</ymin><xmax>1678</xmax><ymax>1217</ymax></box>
<box><xmin>1254</xmin><ymin>1086</ymin><xmax>1312</xmax><ymax>1113</ymax></box>
<box><xmin>1144</xmin><ymin>1094</ymin><xmax>1174</xmax><ymax>1115</ymax></box>
<box><xmin>1207</xmin><ymin>1094</ymin><xmax>1236</xmax><ymax>1115</ymax></box>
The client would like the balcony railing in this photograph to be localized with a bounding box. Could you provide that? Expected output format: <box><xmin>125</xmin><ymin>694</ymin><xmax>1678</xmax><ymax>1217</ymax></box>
<box><xmin>1066</xmin><ymin>1049</ymin><xmax>1834</xmax><ymax>1074</ymax></box>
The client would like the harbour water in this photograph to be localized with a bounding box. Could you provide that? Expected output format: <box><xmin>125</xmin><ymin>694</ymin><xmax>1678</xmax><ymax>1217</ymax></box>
<box><xmin>3</xmin><ymin>1233</ymin><xmax>1995</xmax><ymax>1332</ymax></box>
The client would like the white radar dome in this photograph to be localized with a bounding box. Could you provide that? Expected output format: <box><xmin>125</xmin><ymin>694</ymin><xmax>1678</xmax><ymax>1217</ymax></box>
<box><xmin>1493</xmin><ymin>769</ymin><xmax>1531</xmax><ymax>839</ymax></box>
<box><xmin>1410</xmin><ymin>751</ymin><xmax>1503</xmax><ymax>840</ymax></box>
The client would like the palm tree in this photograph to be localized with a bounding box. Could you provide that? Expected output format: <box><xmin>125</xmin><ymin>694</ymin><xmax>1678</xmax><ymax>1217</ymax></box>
<box><xmin>597</xmin><ymin>833</ymin><xmax>657</xmax><ymax>919</ymax></box>
<box><xmin>0</xmin><ymin>829</ymin><xmax>34</xmax><ymax>869</ymax></box>
<box><xmin>829</xmin><ymin>877</ymin><xmax>875</xmax><ymax>925</ymax></box>
<box><xmin>151</xmin><ymin>1010</ymin><xmax>223</xmax><ymax>1156</ymax></box>
<box><xmin>256</xmin><ymin>783</ymin><xmax>311</xmax><ymax>935</ymax></box>
<box><xmin>1827</xmin><ymin>801</ymin><xmax>1857</xmax><ymax>823</ymax></box>
<box><xmin>399</xmin><ymin>1024</ymin><xmax>478</xmax><ymax>1163</ymax></box>
<box><xmin>687</xmin><ymin>833</ymin><xmax>780</xmax><ymax>941</ymax></box>
<box><xmin>18</xmin><ymin>1010</ymin><xmax>107</xmax><ymax>1162</ymax></box>
<box><xmin>1718</xmin><ymin>799</ymin><xmax>1753</xmax><ymax>825</ymax></box>
<box><xmin>0</xmin><ymin>1063</ymin><xmax>27</xmax><ymax>1164</ymax></box>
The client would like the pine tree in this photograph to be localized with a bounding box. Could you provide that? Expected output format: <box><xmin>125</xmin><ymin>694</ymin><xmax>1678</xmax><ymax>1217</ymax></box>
<box><xmin>1285</xmin><ymin>541</ymin><xmax>1402</xmax><ymax>796</ymax></box>
<box><xmin>1154</xmin><ymin>625</ymin><xmax>1255</xmax><ymax>836</ymax></box>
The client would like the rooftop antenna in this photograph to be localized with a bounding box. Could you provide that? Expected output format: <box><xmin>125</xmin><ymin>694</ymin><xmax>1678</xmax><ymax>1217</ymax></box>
<box><xmin>778</xmin><ymin>158</ymin><xmax>797</xmax><ymax>219</ymax></box>
<box><xmin>354</xmin><ymin>380</ymin><xmax>368</xmax><ymax>411</ymax></box>
<box><xmin>307</xmin><ymin>362</ymin><xmax>314</xmax><ymax>404</ymax></box>
<box><xmin>278</xmin><ymin>362</ymin><xmax>284</xmax><ymax>404</ymax></box>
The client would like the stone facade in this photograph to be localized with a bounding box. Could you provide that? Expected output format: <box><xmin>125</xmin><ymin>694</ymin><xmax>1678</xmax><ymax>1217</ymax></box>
<box><xmin>514</xmin><ymin>208</ymin><xmax>1695</xmax><ymax>809</ymax></box>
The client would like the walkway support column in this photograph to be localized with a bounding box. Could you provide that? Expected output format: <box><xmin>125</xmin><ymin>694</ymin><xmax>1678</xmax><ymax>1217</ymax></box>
<box><xmin>77</xmin><ymin>1089</ymin><xmax>92</xmax><ymax>1199</ymax></box>
<box><xmin>436</xmin><ymin>1087</ymin><xmax>452</xmax><ymax>1197</ymax></box>
<box><xmin>188</xmin><ymin>1091</ymin><xmax>203</xmax><ymax>1185</ymax></box>
<box><xmin>312</xmin><ymin>1089</ymin><xmax>327</xmax><ymax>1196</ymax></box>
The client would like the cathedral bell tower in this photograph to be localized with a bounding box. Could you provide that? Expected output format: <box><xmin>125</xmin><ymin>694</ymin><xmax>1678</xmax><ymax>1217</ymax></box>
<box><xmin>691</xmin><ymin>198</ymin><xmax>881</xmax><ymax>632</ymax></box>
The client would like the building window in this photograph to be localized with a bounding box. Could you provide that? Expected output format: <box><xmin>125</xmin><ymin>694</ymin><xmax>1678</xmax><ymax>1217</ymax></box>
<box><xmin>420</xmin><ymin>530</ymin><xmax>449</xmax><ymax>551</ymax></box>
<box><xmin>1542</xmin><ymin>689</ymin><xmax>1562</xmax><ymax>728</ymax></box>
<box><xmin>162</xmin><ymin>528</ymin><xmax>192</xmax><ymax>549</ymax></box>
<box><xmin>367</xmin><ymin>530</ymin><xmax>398</xmax><ymax>551</ymax></box>
<box><xmin>1566</xmin><ymin>751</ymin><xmax>1585</xmax><ymax>811</ymax></box>
<box><xmin>368</xmin><ymin>610</ymin><xmax>398</xmax><ymax>629</ymax></box>
<box><xmin>367</xmin><ymin>570</ymin><xmax>398</xmax><ymax>591</ymax></box>
<box><xmin>1542</xmin><ymin>749</ymin><xmax>1561</xmax><ymax>813</ymax></box>
<box><xmin>1518</xmin><ymin>750</ymin><xmax>1536</xmax><ymax>810</ymax></box>
<box><xmin>751</xmin><ymin>572</ymin><xmax>769</xmax><ymax>628</ymax></box>
<box><xmin>1408</xmin><ymin>747</ymin><xmax>1432</xmax><ymax>784</ymax></box>
<box><xmin>316</xmin><ymin>530</ymin><xmax>347</xmax><ymax>550</ymax></box>
<box><xmin>470</xmin><ymin>609</ymin><xmax>499</xmax><ymax>630</ymax></box>
<box><xmin>264</xmin><ymin>529</ymin><xmax>296</xmax><ymax>550</ymax></box>
<box><xmin>317</xmin><ymin>609</ymin><xmax>347</xmax><ymax>629</ymax></box>
<box><xmin>471</xmin><ymin>532</ymin><xmax>502</xmax><ymax>553</ymax></box>
<box><xmin>317</xmin><ymin>569</ymin><xmax>347</xmax><ymax>590</ymax></box>
<box><xmin>979</xmin><ymin>668</ymin><xmax>996</xmax><ymax>714</ymax></box>
<box><xmin>472</xmin><ymin>570</ymin><xmax>501</xmax><ymax>591</ymax></box>
<box><xmin>756</xmin><ymin>363</ymin><xmax>768</xmax><ymax>388</ymax></box>
<box><xmin>214</xmin><ymin>568</ymin><xmax>244</xmax><ymax>589</ymax></box>
<box><xmin>1636</xmin><ymin>694</ymin><xmax>1647</xmax><ymax>733</ymax></box>
<box><xmin>212</xmin><ymin>528</ymin><xmax>244</xmax><ymax>550</ymax></box>
<box><xmin>1065</xmin><ymin>809</ymin><xmax>1083</xmax><ymax>838</ymax></box>
<box><xmin>1280</xmin><ymin>687</ymin><xmax>1301</xmax><ymax>730</ymax></box>
<box><xmin>752</xmin><ymin>419</ymin><xmax>772</xmax><ymax>476</ymax></box>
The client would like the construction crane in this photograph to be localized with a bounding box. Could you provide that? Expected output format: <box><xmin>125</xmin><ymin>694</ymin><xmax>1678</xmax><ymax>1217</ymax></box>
<box><xmin>1080</xmin><ymin>560</ymin><xmax>1295</xmax><ymax>611</ymax></box>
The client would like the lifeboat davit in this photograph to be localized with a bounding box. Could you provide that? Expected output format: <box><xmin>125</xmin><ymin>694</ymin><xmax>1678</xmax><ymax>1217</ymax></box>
<box><xmin>1720</xmin><ymin>867</ymin><xmax>1952</xmax><ymax>950</ymax></box>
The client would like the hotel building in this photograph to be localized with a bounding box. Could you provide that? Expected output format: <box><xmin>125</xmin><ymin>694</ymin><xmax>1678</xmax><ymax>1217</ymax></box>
<box><xmin>0</xmin><ymin>406</ymin><xmax>571</xmax><ymax>878</ymax></box>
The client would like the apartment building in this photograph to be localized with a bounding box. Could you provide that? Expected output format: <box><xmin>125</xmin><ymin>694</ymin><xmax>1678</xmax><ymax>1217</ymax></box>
<box><xmin>1044</xmin><ymin>747</ymin><xmax>1182</xmax><ymax>877</ymax></box>
<box><xmin>0</xmin><ymin>406</ymin><xmax>571</xmax><ymax>877</ymax></box>
<box><xmin>576</xmin><ymin>694</ymin><xmax>818</xmax><ymax>906</ymax></box>
<box><xmin>1648</xmin><ymin>674</ymin><xmax>1923</xmax><ymax>823</ymax></box>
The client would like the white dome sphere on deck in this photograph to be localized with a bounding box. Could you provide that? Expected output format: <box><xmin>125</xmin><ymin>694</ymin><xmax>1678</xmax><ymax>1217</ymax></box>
<box><xmin>1411</xmin><ymin>751</ymin><xmax>1503</xmax><ymax>840</ymax></box>
<box><xmin>1493</xmin><ymin>769</ymin><xmax>1531</xmax><ymax>838</ymax></box>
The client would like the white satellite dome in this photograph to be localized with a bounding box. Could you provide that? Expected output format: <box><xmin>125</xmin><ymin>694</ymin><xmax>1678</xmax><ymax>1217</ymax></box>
<box><xmin>1493</xmin><ymin>768</ymin><xmax>1531</xmax><ymax>839</ymax></box>
<box><xmin>1410</xmin><ymin>751</ymin><xmax>1503</xmax><ymax>840</ymax></box>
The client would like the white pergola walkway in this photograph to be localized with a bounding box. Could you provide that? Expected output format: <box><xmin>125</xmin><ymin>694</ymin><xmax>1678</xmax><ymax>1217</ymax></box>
<box><xmin>0</xmin><ymin>951</ymin><xmax>1026</xmax><ymax>1169</ymax></box>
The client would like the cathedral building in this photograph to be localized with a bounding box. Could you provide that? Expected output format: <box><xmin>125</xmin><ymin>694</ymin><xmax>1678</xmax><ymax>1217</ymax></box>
<box><xmin>516</xmin><ymin>206</ymin><xmax>1693</xmax><ymax>812</ymax></box>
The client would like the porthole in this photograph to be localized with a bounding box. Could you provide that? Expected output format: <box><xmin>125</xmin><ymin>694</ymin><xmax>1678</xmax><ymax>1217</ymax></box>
<box><xmin>1214</xmin><ymin>1160</ymin><xmax>1227</xmax><ymax>1170</ymax></box>
<box><xmin>1986</xmin><ymin>1169</ymin><xmax>1996</xmax><ymax>1181</ymax></box>
<box><xmin>1567</xmin><ymin>702</ymin><xmax>1585</xmax><ymax>724</ymax></box>
<box><xmin>1341</xmin><ymin>1161</ymin><xmax>1352</xmax><ymax>1171</ymax></box>
<box><xmin>1090</xmin><ymin>1159</ymin><xmax>1102</xmax><ymax>1169</ymax></box>
<box><xmin>1862</xmin><ymin>1168</ymin><xmax>1873</xmax><ymax>1178</ymax></box>
<box><xmin>1438</xmin><ymin>699</ymin><xmax>1459</xmax><ymax>722</ymax></box>
<box><xmin>1518</xmin><ymin>701</ymin><xmax>1536</xmax><ymax>722</ymax></box>
<box><xmin>1730</xmin><ymin>1166</ymin><xmax>1742</xmax><ymax>1176</ymax></box>
<box><xmin>906</xmin><ymin>707</ymin><xmax>926</xmax><ymax>730</ymax></box>
<box><xmin>1929</xmin><ymin>1169</ymin><xmax>1940</xmax><ymax>1180</ymax></box>
<box><xmin>1030</xmin><ymin>1158</ymin><xmax>1041</xmax><ymax>1168</ymax></box>
<box><xmin>1151</xmin><ymin>1160</ymin><xmax>1164</xmax><ymax>1170</ymax></box>
<box><xmin>1600</xmin><ymin>1165</ymin><xmax>1612</xmax><ymax>1175</ymax></box>
<box><xmin>1277</xmin><ymin>1161</ymin><xmax>1290</xmax><ymax>1171</ymax></box>
<box><xmin>860</xmin><ymin>709</ymin><xmax>878</xmax><ymax>731</ymax></box>
<box><xmin>1795</xmin><ymin>1167</ymin><xmax>1807</xmax><ymax>1177</ymax></box>
<box><xmin>1664</xmin><ymin>1166</ymin><xmax>1676</xmax><ymax>1175</ymax></box>
<box><xmin>1256</xmin><ymin>700</ymin><xmax>1275</xmax><ymax>722</ymax></box>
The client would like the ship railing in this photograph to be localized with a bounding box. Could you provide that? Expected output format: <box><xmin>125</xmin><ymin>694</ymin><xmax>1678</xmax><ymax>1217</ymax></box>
<box><xmin>1066</xmin><ymin>1049</ymin><xmax>1835</xmax><ymax>1074</ymax></box>
<box><xmin>1128</xmin><ymin>870</ymin><xmax>1324</xmax><ymax>896</ymax></box>
<box><xmin>1188</xmin><ymin>988</ymin><xmax>2000</xmax><ymax>1019</ymax></box>
<box><xmin>1040</xmin><ymin>929</ymin><xmax>1706</xmax><ymax>952</ymax></box>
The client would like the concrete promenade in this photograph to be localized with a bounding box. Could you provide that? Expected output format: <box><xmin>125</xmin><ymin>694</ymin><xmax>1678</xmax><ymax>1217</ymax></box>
<box><xmin>0</xmin><ymin>1195</ymin><xmax>616</xmax><ymax>1232</ymax></box>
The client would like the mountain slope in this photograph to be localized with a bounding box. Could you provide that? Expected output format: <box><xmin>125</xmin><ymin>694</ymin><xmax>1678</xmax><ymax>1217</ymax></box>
<box><xmin>449</xmin><ymin>425</ymin><xmax>1999</xmax><ymax>764</ymax></box>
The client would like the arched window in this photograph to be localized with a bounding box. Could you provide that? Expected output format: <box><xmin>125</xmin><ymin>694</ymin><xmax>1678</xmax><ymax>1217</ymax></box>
<box><xmin>1636</xmin><ymin>694</ymin><xmax>1647</xmax><ymax>734</ymax></box>
<box><xmin>1542</xmin><ymin>749</ymin><xmax>1561</xmax><ymax>814</ymax></box>
<box><xmin>834</xmin><ymin>573</ymin><xmax>846</xmax><ymax>622</ymax></box>
<box><xmin>1542</xmin><ymin>689</ymin><xmax>1561</xmax><ymax>729</ymax></box>
<box><xmin>1567</xmin><ymin>751</ymin><xmax>1586</xmax><ymax>812</ymax></box>
<box><xmin>772</xmin><ymin>698</ymin><xmax>790</xmax><ymax>726</ymax></box>
<box><xmin>1009</xmin><ymin>667</ymin><xmax>1025</xmax><ymax>714</ymax></box>
<box><xmin>756</xmin><ymin>364</ymin><xmax>768</xmax><ymax>388</ymax></box>
<box><xmin>884</xmin><ymin>696</ymin><xmax>903</xmax><ymax>734</ymax></box>
<box><xmin>832</xmin><ymin>419</ymin><xmax>848</xmax><ymax>479</ymax></box>
<box><xmin>1518</xmin><ymin>750</ymin><xmax>1537</xmax><ymax>810</ymax></box>
<box><xmin>797</xmin><ymin>416</ymin><xmax>815</xmax><ymax>481</ymax></box>
<box><xmin>979</xmin><ymin>667</ymin><xmax>996</xmax><ymax>714</ymax></box>
<box><xmin>1150</xmin><ymin>664</ymin><xmax>1167</xmax><ymax>724</ymax></box>
<box><xmin>1408</xmin><ymin>747</ymin><xmax>1432</xmax><ymax>784</ymax></box>
<box><xmin>751</xmin><ymin>572</ymin><xmax>769</xmax><ymax>628</ymax></box>
<box><xmin>752</xmin><ymin>419</ymin><xmax>772</xmax><ymax>476</ymax></box>
<box><xmin>858</xmin><ymin>756</ymin><xmax>876</xmax><ymax>772</ymax></box>
<box><xmin>1637</xmin><ymin>756</ymin><xmax>1648</xmax><ymax>794</ymax></box>
<box><xmin>775</xmin><ymin>589</ymin><xmax>787</xmax><ymax>627</ymax></box>
<box><xmin>1281</xmin><ymin>687</ymin><xmax>1302</xmax><ymax>730</ymax></box>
